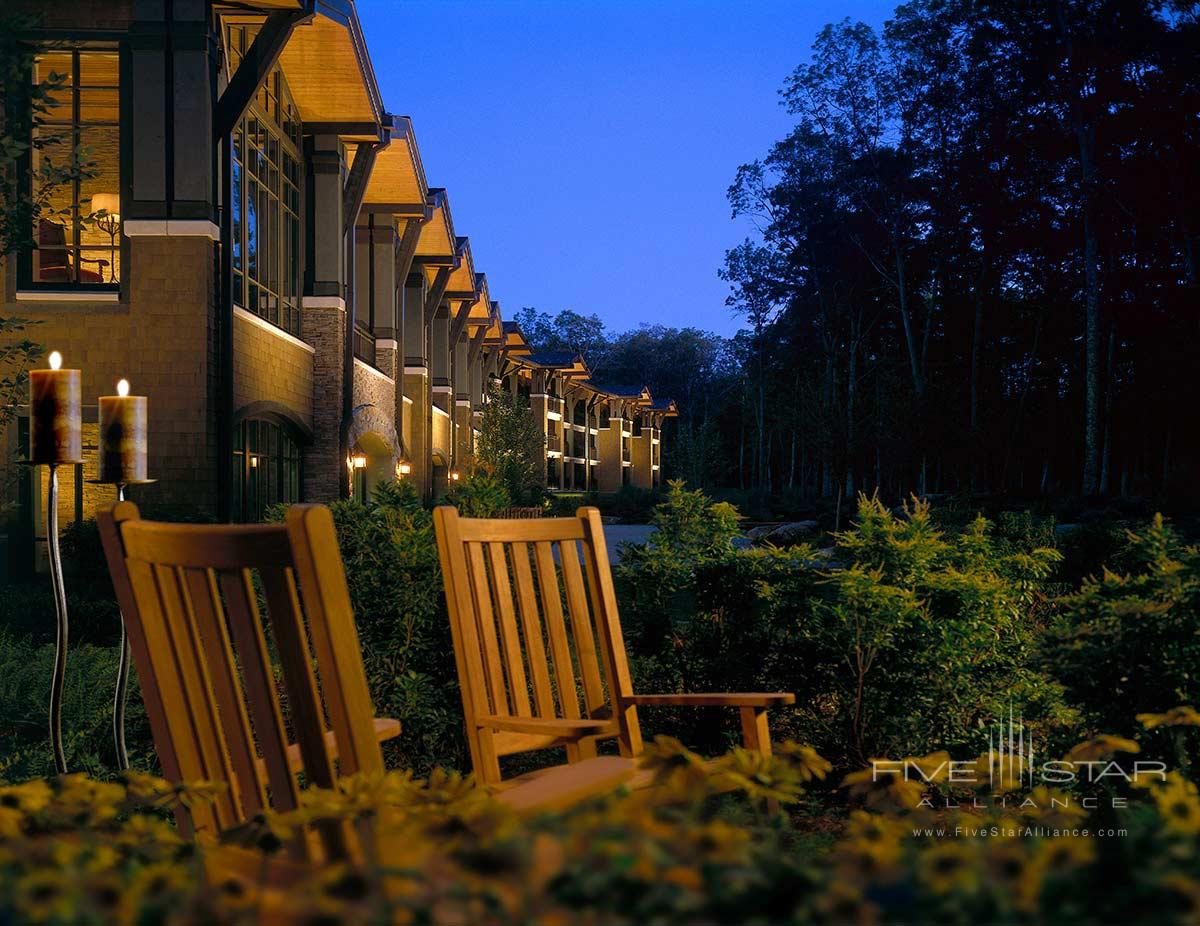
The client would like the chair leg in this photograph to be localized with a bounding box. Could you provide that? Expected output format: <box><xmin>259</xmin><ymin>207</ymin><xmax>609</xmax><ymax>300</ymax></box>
<box><xmin>738</xmin><ymin>706</ymin><xmax>772</xmax><ymax>757</ymax></box>
<box><xmin>566</xmin><ymin>738</ymin><xmax>598</xmax><ymax>763</ymax></box>
<box><xmin>739</xmin><ymin>707</ymin><xmax>779</xmax><ymax>813</ymax></box>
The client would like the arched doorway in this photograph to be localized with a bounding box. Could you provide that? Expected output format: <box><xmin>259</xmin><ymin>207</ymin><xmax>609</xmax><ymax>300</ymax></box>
<box><xmin>350</xmin><ymin>430</ymin><xmax>394</xmax><ymax>503</ymax></box>
<box><xmin>431</xmin><ymin>449</ymin><xmax>450</xmax><ymax>500</ymax></box>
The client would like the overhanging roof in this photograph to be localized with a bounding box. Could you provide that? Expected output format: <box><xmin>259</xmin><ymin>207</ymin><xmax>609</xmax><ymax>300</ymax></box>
<box><xmin>360</xmin><ymin>116</ymin><xmax>428</xmax><ymax>215</ymax></box>
<box><xmin>414</xmin><ymin>189</ymin><xmax>456</xmax><ymax>263</ymax></box>
<box><xmin>275</xmin><ymin>2</ymin><xmax>385</xmax><ymax>135</ymax></box>
<box><xmin>463</xmin><ymin>275</ymin><xmax>494</xmax><ymax>330</ymax></box>
<box><xmin>445</xmin><ymin>237</ymin><xmax>477</xmax><ymax>297</ymax></box>
<box><xmin>490</xmin><ymin>320</ymin><xmax>532</xmax><ymax>357</ymax></box>
<box><xmin>591</xmin><ymin>384</ymin><xmax>653</xmax><ymax>404</ymax></box>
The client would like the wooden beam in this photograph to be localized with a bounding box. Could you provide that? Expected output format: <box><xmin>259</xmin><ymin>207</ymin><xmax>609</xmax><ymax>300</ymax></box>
<box><xmin>468</xmin><ymin>326</ymin><xmax>488</xmax><ymax>365</ymax></box>
<box><xmin>423</xmin><ymin>266</ymin><xmax>451</xmax><ymax>325</ymax></box>
<box><xmin>394</xmin><ymin>217</ymin><xmax>423</xmax><ymax>287</ymax></box>
<box><xmin>343</xmin><ymin>142</ymin><xmax>379</xmax><ymax>235</ymax></box>
<box><xmin>214</xmin><ymin>7</ymin><xmax>312</xmax><ymax>140</ymax></box>
<box><xmin>450</xmin><ymin>300</ymin><xmax>473</xmax><ymax>344</ymax></box>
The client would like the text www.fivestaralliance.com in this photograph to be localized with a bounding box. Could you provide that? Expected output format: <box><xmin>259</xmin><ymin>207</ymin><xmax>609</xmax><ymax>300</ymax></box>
<box><xmin>914</xmin><ymin>827</ymin><xmax>1128</xmax><ymax>839</ymax></box>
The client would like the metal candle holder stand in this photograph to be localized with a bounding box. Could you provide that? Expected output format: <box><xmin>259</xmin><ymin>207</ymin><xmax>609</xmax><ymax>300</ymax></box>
<box><xmin>88</xmin><ymin>478</ymin><xmax>156</xmax><ymax>771</ymax></box>
<box><xmin>22</xmin><ymin>459</ymin><xmax>80</xmax><ymax>774</ymax></box>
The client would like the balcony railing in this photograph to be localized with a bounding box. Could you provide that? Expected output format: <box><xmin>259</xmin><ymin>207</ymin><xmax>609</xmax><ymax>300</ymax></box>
<box><xmin>353</xmin><ymin>323</ymin><xmax>376</xmax><ymax>367</ymax></box>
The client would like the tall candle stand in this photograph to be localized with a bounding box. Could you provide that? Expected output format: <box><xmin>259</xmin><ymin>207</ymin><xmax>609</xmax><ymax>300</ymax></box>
<box><xmin>92</xmin><ymin>379</ymin><xmax>151</xmax><ymax>771</ymax></box>
<box><xmin>26</xmin><ymin>352</ymin><xmax>82</xmax><ymax>775</ymax></box>
<box><xmin>91</xmin><ymin>480</ymin><xmax>154</xmax><ymax>770</ymax></box>
<box><xmin>46</xmin><ymin>463</ymin><xmax>70</xmax><ymax>775</ymax></box>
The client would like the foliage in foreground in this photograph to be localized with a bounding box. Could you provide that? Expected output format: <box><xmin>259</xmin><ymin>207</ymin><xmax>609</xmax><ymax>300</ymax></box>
<box><xmin>3</xmin><ymin>721</ymin><xmax>1200</xmax><ymax>926</ymax></box>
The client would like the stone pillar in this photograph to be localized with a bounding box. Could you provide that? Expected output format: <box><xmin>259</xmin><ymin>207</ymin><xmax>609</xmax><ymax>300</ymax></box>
<box><xmin>452</xmin><ymin>335</ymin><xmax>472</xmax><ymax>464</ymax></box>
<box><xmin>401</xmin><ymin>272</ymin><xmax>431</xmax><ymax>499</ymax></box>
<box><xmin>302</xmin><ymin>135</ymin><xmax>346</xmax><ymax>502</ymax></box>
<box><xmin>301</xmin><ymin>298</ymin><xmax>346</xmax><ymax>502</ymax></box>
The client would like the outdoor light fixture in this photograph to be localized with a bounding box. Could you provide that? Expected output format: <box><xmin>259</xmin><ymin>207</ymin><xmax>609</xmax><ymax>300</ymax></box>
<box><xmin>352</xmin><ymin>452</ymin><xmax>368</xmax><ymax>469</ymax></box>
<box><xmin>249</xmin><ymin>455</ymin><xmax>259</xmax><ymax>468</ymax></box>
<box><xmin>450</xmin><ymin>470</ymin><xmax>461</xmax><ymax>482</ymax></box>
<box><xmin>396</xmin><ymin>460</ymin><xmax>412</xmax><ymax>477</ymax></box>
<box><xmin>89</xmin><ymin>193</ymin><xmax>121</xmax><ymax>282</ymax></box>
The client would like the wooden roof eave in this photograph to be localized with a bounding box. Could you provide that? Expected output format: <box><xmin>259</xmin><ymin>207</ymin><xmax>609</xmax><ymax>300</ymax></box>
<box><xmin>358</xmin><ymin>116</ymin><xmax>429</xmax><ymax>214</ymax></box>
<box><xmin>271</xmin><ymin>1</ymin><xmax>385</xmax><ymax>138</ymax></box>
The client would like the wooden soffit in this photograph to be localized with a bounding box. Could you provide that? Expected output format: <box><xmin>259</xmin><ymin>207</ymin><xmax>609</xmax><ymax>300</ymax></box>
<box><xmin>277</xmin><ymin>2</ymin><xmax>384</xmax><ymax>130</ymax></box>
<box><xmin>414</xmin><ymin>190</ymin><xmax>455</xmax><ymax>261</ymax></box>
<box><xmin>360</xmin><ymin>116</ymin><xmax>428</xmax><ymax>213</ymax></box>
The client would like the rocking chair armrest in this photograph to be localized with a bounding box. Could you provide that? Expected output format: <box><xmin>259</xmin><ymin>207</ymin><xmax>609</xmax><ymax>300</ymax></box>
<box><xmin>478</xmin><ymin>715</ymin><xmax>616</xmax><ymax>738</ymax></box>
<box><xmin>77</xmin><ymin>256</ymin><xmax>110</xmax><ymax>267</ymax></box>
<box><xmin>626</xmin><ymin>692</ymin><xmax>796</xmax><ymax>709</ymax></box>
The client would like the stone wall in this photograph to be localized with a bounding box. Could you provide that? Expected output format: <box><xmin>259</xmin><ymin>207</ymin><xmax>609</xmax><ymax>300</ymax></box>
<box><xmin>232</xmin><ymin>309</ymin><xmax>314</xmax><ymax>430</ymax></box>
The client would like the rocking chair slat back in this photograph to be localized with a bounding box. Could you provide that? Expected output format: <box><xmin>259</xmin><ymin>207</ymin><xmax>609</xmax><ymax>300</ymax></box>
<box><xmin>98</xmin><ymin>502</ymin><xmax>385</xmax><ymax>860</ymax></box>
<box><xmin>433</xmin><ymin>506</ymin><xmax>641</xmax><ymax>785</ymax></box>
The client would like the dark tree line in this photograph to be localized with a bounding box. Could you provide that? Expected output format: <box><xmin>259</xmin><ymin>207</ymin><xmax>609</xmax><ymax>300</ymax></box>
<box><xmin>724</xmin><ymin>0</ymin><xmax>1200</xmax><ymax>502</ymax></box>
<box><xmin>520</xmin><ymin>0</ymin><xmax>1200</xmax><ymax>503</ymax></box>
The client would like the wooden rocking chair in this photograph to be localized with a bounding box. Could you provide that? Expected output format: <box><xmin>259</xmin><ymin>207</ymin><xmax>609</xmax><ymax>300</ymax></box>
<box><xmin>433</xmin><ymin>505</ymin><xmax>796</xmax><ymax>810</ymax></box>
<box><xmin>97</xmin><ymin>502</ymin><xmax>402</xmax><ymax>863</ymax></box>
<box><xmin>98</xmin><ymin>501</ymin><xmax>629</xmax><ymax>860</ymax></box>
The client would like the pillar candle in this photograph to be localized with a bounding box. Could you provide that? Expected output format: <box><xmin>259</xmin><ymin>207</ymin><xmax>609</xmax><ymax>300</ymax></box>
<box><xmin>98</xmin><ymin>379</ymin><xmax>147</xmax><ymax>483</ymax></box>
<box><xmin>29</xmin><ymin>352</ymin><xmax>82</xmax><ymax>464</ymax></box>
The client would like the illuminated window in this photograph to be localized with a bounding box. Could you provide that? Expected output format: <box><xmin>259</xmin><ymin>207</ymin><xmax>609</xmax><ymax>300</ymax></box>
<box><xmin>26</xmin><ymin>49</ymin><xmax>120</xmax><ymax>288</ymax></box>
<box><xmin>226</xmin><ymin>25</ymin><xmax>302</xmax><ymax>335</ymax></box>
<box><xmin>232</xmin><ymin>418</ymin><xmax>301</xmax><ymax>522</ymax></box>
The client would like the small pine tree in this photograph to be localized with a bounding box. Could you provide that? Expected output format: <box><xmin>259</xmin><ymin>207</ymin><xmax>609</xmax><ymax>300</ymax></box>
<box><xmin>476</xmin><ymin>385</ymin><xmax>546</xmax><ymax>505</ymax></box>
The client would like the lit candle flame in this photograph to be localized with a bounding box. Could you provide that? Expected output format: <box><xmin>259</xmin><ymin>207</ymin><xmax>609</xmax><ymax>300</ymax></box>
<box><xmin>49</xmin><ymin>351</ymin><xmax>62</xmax><ymax>371</ymax></box>
<box><xmin>117</xmin><ymin>379</ymin><xmax>130</xmax><ymax>398</ymax></box>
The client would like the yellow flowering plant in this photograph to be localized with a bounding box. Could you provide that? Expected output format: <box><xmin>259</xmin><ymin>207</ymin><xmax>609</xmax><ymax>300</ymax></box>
<box><xmin>3</xmin><ymin>732</ymin><xmax>1200</xmax><ymax>924</ymax></box>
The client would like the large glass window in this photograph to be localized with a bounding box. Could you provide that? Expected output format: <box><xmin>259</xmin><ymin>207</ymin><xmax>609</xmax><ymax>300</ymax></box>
<box><xmin>232</xmin><ymin>418</ymin><xmax>301</xmax><ymax>522</ymax></box>
<box><xmin>226</xmin><ymin>25</ymin><xmax>302</xmax><ymax>335</ymax></box>
<box><xmin>28</xmin><ymin>49</ymin><xmax>120</xmax><ymax>287</ymax></box>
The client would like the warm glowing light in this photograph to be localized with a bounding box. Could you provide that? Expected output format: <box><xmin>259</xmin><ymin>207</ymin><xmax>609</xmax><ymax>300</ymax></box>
<box><xmin>352</xmin><ymin>453</ymin><xmax>368</xmax><ymax>469</ymax></box>
<box><xmin>396</xmin><ymin>460</ymin><xmax>412</xmax><ymax>477</ymax></box>
<box><xmin>450</xmin><ymin>470</ymin><xmax>461</xmax><ymax>482</ymax></box>
<box><xmin>49</xmin><ymin>351</ymin><xmax>62</xmax><ymax>371</ymax></box>
<box><xmin>117</xmin><ymin>379</ymin><xmax>130</xmax><ymax>398</ymax></box>
<box><xmin>249</xmin><ymin>456</ymin><xmax>259</xmax><ymax>468</ymax></box>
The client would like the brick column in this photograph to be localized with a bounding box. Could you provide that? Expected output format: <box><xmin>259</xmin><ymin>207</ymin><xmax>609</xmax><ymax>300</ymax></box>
<box><xmin>401</xmin><ymin>272</ymin><xmax>431</xmax><ymax>498</ymax></box>
<box><xmin>302</xmin><ymin>298</ymin><xmax>347</xmax><ymax>502</ymax></box>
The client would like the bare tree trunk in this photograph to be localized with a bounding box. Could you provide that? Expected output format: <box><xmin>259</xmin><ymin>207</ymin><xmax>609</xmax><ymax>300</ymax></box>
<box><xmin>846</xmin><ymin>312</ymin><xmax>859</xmax><ymax>500</ymax></box>
<box><xmin>1057</xmin><ymin>0</ymin><xmax>1102</xmax><ymax>495</ymax></box>
<box><xmin>1099</xmin><ymin>318</ymin><xmax>1117</xmax><ymax>495</ymax></box>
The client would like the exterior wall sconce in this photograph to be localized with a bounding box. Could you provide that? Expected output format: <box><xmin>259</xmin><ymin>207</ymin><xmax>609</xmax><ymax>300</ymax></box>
<box><xmin>450</xmin><ymin>470</ymin><xmax>460</xmax><ymax>482</ymax></box>
<box><xmin>396</xmin><ymin>460</ymin><xmax>412</xmax><ymax>477</ymax></box>
<box><xmin>351</xmin><ymin>452</ymin><xmax>368</xmax><ymax>469</ymax></box>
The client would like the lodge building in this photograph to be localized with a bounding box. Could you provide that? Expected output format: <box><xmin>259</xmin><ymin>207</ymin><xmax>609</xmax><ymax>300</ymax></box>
<box><xmin>0</xmin><ymin>0</ymin><xmax>675</xmax><ymax>572</ymax></box>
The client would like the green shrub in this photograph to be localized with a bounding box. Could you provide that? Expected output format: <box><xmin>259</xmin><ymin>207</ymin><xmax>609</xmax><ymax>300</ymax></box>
<box><xmin>318</xmin><ymin>482</ymin><xmax>466</xmax><ymax>774</ymax></box>
<box><xmin>618</xmin><ymin>490</ymin><xmax>1074</xmax><ymax>767</ymax></box>
<box><xmin>0</xmin><ymin>631</ymin><xmax>151</xmax><ymax>781</ymax></box>
<box><xmin>476</xmin><ymin>385</ymin><xmax>546</xmax><ymax>505</ymax></box>
<box><xmin>444</xmin><ymin>464</ymin><xmax>510</xmax><ymax>517</ymax></box>
<box><xmin>1045</xmin><ymin>515</ymin><xmax>1200</xmax><ymax>741</ymax></box>
<box><xmin>598</xmin><ymin>484</ymin><xmax>660</xmax><ymax>521</ymax></box>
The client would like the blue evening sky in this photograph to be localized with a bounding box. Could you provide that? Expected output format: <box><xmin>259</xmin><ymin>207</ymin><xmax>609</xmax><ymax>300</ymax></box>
<box><xmin>356</xmin><ymin>0</ymin><xmax>894</xmax><ymax>337</ymax></box>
